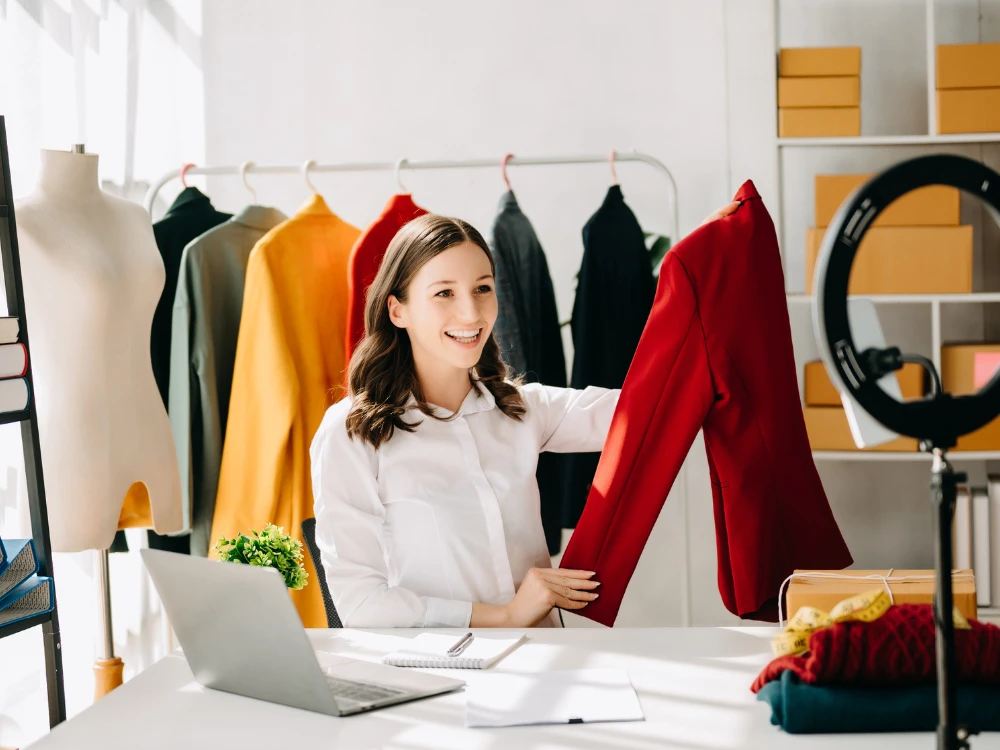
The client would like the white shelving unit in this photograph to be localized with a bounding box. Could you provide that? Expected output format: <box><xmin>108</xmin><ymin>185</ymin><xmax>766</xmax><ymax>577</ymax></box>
<box><xmin>773</xmin><ymin>0</ymin><xmax>1000</xmax><ymax>619</ymax></box>
<box><xmin>779</xmin><ymin>133</ymin><xmax>1000</xmax><ymax>148</ymax></box>
<box><xmin>813</xmin><ymin>451</ymin><xmax>1000</xmax><ymax>462</ymax></box>
<box><xmin>788</xmin><ymin>293</ymin><xmax>1000</xmax><ymax>376</ymax></box>
<box><xmin>788</xmin><ymin>293</ymin><xmax>1000</xmax><ymax>304</ymax></box>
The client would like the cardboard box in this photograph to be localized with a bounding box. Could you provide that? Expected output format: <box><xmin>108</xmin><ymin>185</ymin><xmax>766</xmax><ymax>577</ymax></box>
<box><xmin>814</xmin><ymin>174</ymin><xmax>960</xmax><ymax>228</ymax></box>
<box><xmin>941</xmin><ymin>344</ymin><xmax>1000</xmax><ymax>451</ymax></box>
<box><xmin>804</xmin><ymin>360</ymin><xmax>925</xmax><ymax>406</ymax></box>
<box><xmin>785</xmin><ymin>569</ymin><xmax>978</xmax><ymax>621</ymax></box>
<box><xmin>941</xmin><ymin>344</ymin><xmax>1000</xmax><ymax>394</ymax></box>
<box><xmin>803</xmin><ymin>406</ymin><xmax>919</xmax><ymax>451</ymax></box>
<box><xmin>937</xmin><ymin>88</ymin><xmax>1000</xmax><ymax>134</ymax></box>
<box><xmin>779</xmin><ymin>47</ymin><xmax>862</xmax><ymax>77</ymax></box>
<box><xmin>974</xmin><ymin>352</ymin><xmax>1000</xmax><ymax>389</ymax></box>
<box><xmin>778</xmin><ymin>76</ymin><xmax>860</xmax><ymax>108</ymax></box>
<box><xmin>804</xmin><ymin>225</ymin><xmax>973</xmax><ymax>295</ymax></box>
<box><xmin>936</xmin><ymin>43</ymin><xmax>1000</xmax><ymax>89</ymax></box>
<box><xmin>779</xmin><ymin>107</ymin><xmax>861</xmax><ymax>138</ymax></box>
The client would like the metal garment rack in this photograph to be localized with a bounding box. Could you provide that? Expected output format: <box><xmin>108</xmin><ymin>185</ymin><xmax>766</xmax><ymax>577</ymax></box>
<box><xmin>144</xmin><ymin>151</ymin><xmax>680</xmax><ymax>242</ymax></box>
<box><xmin>0</xmin><ymin>117</ymin><xmax>67</xmax><ymax>726</ymax></box>
<box><xmin>143</xmin><ymin>150</ymin><xmax>692</xmax><ymax>627</ymax></box>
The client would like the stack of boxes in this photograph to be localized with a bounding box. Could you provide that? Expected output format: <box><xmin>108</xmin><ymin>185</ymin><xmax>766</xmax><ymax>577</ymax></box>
<box><xmin>802</xmin><ymin>361</ymin><xmax>922</xmax><ymax>452</ymax></box>
<box><xmin>801</xmin><ymin>174</ymin><xmax>972</xmax><ymax>452</ymax></box>
<box><xmin>804</xmin><ymin>173</ymin><xmax>970</xmax><ymax>295</ymax></box>
<box><xmin>778</xmin><ymin>47</ymin><xmax>861</xmax><ymax>137</ymax></box>
<box><xmin>941</xmin><ymin>345</ymin><xmax>1000</xmax><ymax>450</ymax></box>
<box><xmin>936</xmin><ymin>43</ymin><xmax>1000</xmax><ymax>134</ymax></box>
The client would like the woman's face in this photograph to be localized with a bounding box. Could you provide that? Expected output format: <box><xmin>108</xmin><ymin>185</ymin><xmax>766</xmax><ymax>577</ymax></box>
<box><xmin>388</xmin><ymin>241</ymin><xmax>498</xmax><ymax>373</ymax></box>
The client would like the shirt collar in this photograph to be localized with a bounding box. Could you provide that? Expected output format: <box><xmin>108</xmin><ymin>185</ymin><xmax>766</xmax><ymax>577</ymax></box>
<box><xmin>383</xmin><ymin>193</ymin><xmax>424</xmax><ymax>224</ymax></box>
<box><xmin>602</xmin><ymin>184</ymin><xmax>624</xmax><ymax>208</ymax></box>
<box><xmin>232</xmin><ymin>205</ymin><xmax>286</xmax><ymax>232</ymax></box>
<box><xmin>408</xmin><ymin>380</ymin><xmax>497</xmax><ymax>419</ymax></box>
<box><xmin>497</xmin><ymin>190</ymin><xmax>519</xmax><ymax>212</ymax></box>
<box><xmin>165</xmin><ymin>186</ymin><xmax>211</xmax><ymax>215</ymax></box>
<box><xmin>296</xmin><ymin>193</ymin><xmax>335</xmax><ymax>217</ymax></box>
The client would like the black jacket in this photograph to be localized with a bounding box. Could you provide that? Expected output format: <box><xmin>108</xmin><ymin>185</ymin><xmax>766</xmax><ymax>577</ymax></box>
<box><xmin>563</xmin><ymin>185</ymin><xmax>655</xmax><ymax>527</ymax></box>
<box><xmin>151</xmin><ymin>187</ymin><xmax>231</xmax><ymax>409</ymax></box>
<box><xmin>148</xmin><ymin>187</ymin><xmax>230</xmax><ymax>553</ymax></box>
<box><xmin>488</xmin><ymin>192</ymin><xmax>568</xmax><ymax>554</ymax></box>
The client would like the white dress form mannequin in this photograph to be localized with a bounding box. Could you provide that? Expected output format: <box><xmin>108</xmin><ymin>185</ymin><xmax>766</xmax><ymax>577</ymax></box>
<box><xmin>17</xmin><ymin>147</ymin><xmax>184</xmax><ymax>698</ymax></box>
<box><xmin>16</xmin><ymin>148</ymin><xmax>183</xmax><ymax>551</ymax></box>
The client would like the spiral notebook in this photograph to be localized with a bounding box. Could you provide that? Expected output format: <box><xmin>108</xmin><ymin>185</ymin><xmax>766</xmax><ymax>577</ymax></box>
<box><xmin>382</xmin><ymin>633</ymin><xmax>527</xmax><ymax>669</ymax></box>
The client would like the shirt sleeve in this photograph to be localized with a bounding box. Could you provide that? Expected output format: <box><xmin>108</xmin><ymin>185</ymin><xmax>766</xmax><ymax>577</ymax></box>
<box><xmin>310</xmin><ymin>405</ymin><xmax>473</xmax><ymax>628</ymax></box>
<box><xmin>521</xmin><ymin>383</ymin><xmax>621</xmax><ymax>454</ymax></box>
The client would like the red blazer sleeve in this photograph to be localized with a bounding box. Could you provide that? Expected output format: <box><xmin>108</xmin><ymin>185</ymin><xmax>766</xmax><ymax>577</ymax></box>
<box><xmin>559</xmin><ymin>252</ymin><xmax>715</xmax><ymax>626</ymax></box>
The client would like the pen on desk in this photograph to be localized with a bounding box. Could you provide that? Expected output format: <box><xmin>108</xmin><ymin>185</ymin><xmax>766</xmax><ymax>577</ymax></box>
<box><xmin>447</xmin><ymin>631</ymin><xmax>474</xmax><ymax>656</ymax></box>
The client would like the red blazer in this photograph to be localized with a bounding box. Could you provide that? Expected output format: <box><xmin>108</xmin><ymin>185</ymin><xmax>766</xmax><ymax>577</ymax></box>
<box><xmin>560</xmin><ymin>181</ymin><xmax>852</xmax><ymax>625</ymax></box>
<box><xmin>345</xmin><ymin>194</ymin><xmax>427</xmax><ymax>364</ymax></box>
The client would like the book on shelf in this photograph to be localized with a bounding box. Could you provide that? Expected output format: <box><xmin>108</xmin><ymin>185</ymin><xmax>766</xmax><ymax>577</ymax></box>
<box><xmin>0</xmin><ymin>377</ymin><xmax>29</xmax><ymax>413</ymax></box>
<box><xmin>972</xmin><ymin>486</ymin><xmax>992</xmax><ymax>608</ymax></box>
<box><xmin>0</xmin><ymin>317</ymin><xmax>18</xmax><ymax>346</ymax></box>
<box><xmin>0</xmin><ymin>575</ymin><xmax>53</xmax><ymax>629</ymax></box>
<box><xmin>988</xmin><ymin>475</ymin><xmax>1000</xmax><ymax>610</ymax></box>
<box><xmin>955</xmin><ymin>486</ymin><xmax>972</xmax><ymax>570</ymax></box>
<box><xmin>0</xmin><ymin>538</ymin><xmax>39</xmax><ymax>599</ymax></box>
<box><xmin>0</xmin><ymin>343</ymin><xmax>27</xmax><ymax>379</ymax></box>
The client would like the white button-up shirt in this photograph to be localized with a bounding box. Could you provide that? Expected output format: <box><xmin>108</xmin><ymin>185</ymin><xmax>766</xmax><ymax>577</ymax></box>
<box><xmin>310</xmin><ymin>382</ymin><xmax>619</xmax><ymax>628</ymax></box>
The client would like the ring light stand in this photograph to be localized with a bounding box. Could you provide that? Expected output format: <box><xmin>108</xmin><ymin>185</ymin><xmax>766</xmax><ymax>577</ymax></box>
<box><xmin>814</xmin><ymin>154</ymin><xmax>1000</xmax><ymax>750</ymax></box>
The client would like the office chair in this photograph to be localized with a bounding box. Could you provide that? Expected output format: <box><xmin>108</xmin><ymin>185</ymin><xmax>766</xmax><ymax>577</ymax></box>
<box><xmin>300</xmin><ymin>517</ymin><xmax>343</xmax><ymax>628</ymax></box>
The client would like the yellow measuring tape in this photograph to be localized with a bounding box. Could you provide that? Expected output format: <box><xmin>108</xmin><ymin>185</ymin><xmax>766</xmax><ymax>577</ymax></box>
<box><xmin>773</xmin><ymin>589</ymin><xmax>972</xmax><ymax>657</ymax></box>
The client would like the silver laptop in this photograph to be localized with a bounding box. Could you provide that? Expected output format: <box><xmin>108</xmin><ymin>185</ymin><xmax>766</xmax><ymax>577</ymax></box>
<box><xmin>141</xmin><ymin>548</ymin><xmax>464</xmax><ymax>716</ymax></box>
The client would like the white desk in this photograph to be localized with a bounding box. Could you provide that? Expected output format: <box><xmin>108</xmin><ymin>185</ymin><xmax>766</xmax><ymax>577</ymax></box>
<box><xmin>27</xmin><ymin>627</ymin><xmax>1000</xmax><ymax>749</ymax></box>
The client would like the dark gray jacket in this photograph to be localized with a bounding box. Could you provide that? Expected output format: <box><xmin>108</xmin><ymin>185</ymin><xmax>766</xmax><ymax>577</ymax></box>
<box><xmin>488</xmin><ymin>192</ymin><xmax>568</xmax><ymax>553</ymax></box>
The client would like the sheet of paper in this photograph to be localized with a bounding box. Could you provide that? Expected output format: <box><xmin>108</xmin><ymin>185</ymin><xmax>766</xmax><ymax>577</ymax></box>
<box><xmin>465</xmin><ymin>668</ymin><xmax>645</xmax><ymax>728</ymax></box>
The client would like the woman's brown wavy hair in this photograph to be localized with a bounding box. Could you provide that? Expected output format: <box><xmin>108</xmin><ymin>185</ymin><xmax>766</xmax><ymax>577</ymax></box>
<box><xmin>345</xmin><ymin>214</ymin><xmax>524</xmax><ymax>449</ymax></box>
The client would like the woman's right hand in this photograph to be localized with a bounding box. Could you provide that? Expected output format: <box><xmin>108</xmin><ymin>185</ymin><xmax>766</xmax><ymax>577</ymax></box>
<box><xmin>505</xmin><ymin>567</ymin><xmax>600</xmax><ymax>627</ymax></box>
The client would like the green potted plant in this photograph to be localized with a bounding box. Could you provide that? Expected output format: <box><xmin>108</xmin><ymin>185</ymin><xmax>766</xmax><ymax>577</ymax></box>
<box><xmin>213</xmin><ymin>524</ymin><xmax>308</xmax><ymax>590</ymax></box>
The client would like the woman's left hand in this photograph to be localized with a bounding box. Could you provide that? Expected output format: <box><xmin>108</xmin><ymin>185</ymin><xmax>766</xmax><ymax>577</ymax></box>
<box><xmin>700</xmin><ymin>201</ymin><xmax>740</xmax><ymax>226</ymax></box>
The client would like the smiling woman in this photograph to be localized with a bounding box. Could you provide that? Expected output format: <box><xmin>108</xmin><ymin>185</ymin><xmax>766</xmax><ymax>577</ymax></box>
<box><xmin>309</xmin><ymin>213</ymin><xmax>619</xmax><ymax>630</ymax></box>
<box><xmin>346</xmin><ymin>215</ymin><xmax>525</xmax><ymax>444</ymax></box>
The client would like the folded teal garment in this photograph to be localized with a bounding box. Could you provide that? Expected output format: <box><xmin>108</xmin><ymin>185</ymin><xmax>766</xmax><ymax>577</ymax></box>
<box><xmin>758</xmin><ymin>672</ymin><xmax>1000</xmax><ymax>734</ymax></box>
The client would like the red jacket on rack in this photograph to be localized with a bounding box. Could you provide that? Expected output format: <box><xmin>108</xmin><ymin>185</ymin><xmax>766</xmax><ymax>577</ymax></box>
<box><xmin>345</xmin><ymin>194</ymin><xmax>427</xmax><ymax>365</ymax></box>
<box><xmin>560</xmin><ymin>180</ymin><xmax>853</xmax><ymax>625</ymax></box>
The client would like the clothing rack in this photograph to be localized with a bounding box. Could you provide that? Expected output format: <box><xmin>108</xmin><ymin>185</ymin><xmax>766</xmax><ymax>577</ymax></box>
<box><xmin>0</xmin><ymin>117</ymin><xmax>67</xmax><ymax>726</ymax></box>
<box><xmin>143</xmin><ymin>151</ymin><xmax>680</xmax><ymax>244</ymax></box>
<box><xmin>142</xmin><ymin>150</ymin><xmax>692</xmax><ymax>627</ymax></box>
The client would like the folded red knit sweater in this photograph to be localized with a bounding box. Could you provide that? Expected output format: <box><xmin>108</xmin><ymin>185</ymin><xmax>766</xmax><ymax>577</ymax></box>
<box><xmin>751</xmin><ymin>604</ymin><xmax>1000</xmax><ymax>694</ymax></box>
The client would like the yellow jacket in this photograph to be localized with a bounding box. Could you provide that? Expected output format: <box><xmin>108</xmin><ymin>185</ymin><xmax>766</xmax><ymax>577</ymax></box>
<box><xmin>211</xmin><ymin>194</ymin><xmax>360</xmax><ymax>627</ymax></box>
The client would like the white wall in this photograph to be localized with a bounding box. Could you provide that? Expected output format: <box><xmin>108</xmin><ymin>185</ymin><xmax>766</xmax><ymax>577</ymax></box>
<box><xmin>199</xmin><ymin>0</ymin><xmax>744</xmax><ymax>627</ymax></box>
<box><xmin>199</xmin><ymin>0</ymin><xmax>1000</xmax><ymax>628</ymax></box>
<box><xmin>728</xmin><ymin>0</ymin><xmax>1000</xmax><ymax>582</ymax></box>
<box><xmin>0</xmin><ymin>3</ymin><xmax>206</xmax><ymax>746</ymax></box>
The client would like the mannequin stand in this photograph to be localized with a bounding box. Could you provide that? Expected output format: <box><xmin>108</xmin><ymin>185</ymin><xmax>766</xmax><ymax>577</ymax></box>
<box><xmin>93</xmin><ymin>549</ymin><xmax>123</xmax><ymax>700</ymax></box>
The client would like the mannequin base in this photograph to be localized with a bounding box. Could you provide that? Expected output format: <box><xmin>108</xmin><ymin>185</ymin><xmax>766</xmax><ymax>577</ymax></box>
<box><xmin>93</xmin><ymin>657</ymin><xmax>124</xmax><ymax>701</ymax></box>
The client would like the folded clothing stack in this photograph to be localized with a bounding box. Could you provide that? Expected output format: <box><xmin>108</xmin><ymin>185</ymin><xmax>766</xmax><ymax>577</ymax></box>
<box><xmin>758</xmin><ymin>672</ymin><xmax>1000</xmax><ymax>734</ymax></box>
<box><xmin>753</xmin><ymin>603</ymin><xmax>1000</xmax><ymax>734</ymax></box>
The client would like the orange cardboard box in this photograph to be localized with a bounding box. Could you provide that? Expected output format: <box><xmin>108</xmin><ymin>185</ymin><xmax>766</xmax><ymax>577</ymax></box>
<box><xmin>803</xmin><ymin>406</ymin><xmax>918</xmax><ymax>452</ymax></box>
<box><xmin>779</xmin><ymin>47</ymin><xmax>862</xmax><ymax>77</ymax></box>
<box><xmin>779</xmin><ymin>108</ymin><xmax>860</xmax><ymax>138</ymax></box>
<box><xmin>937</xmin><ymin>88</ymin><xmax>1000</xmax><ymax>134</ymax></box>
<box><xmin>804</xmin><ymin>360</ymin><xmax>924</xmax><ymax>406</ymax></box>
<box><xmin>778</xmin><ymin>76</ymin><xmax>860</xmax><ymax>108</ymax></box>
<box><xmin>941</xmin><ymin>344</ymin><xmax>1000</xmax><ymax>394</ymax></box>
<box><xmin>936</xmin><ymin>43</ymin><xmax>1000</xmax><ymax>89</ymax></box>
<box><xmin>941</xmin><ymin>344</ymin><xmax>1000</xmax><ymax>450</ymax></box>
<box><xmin>785</xmin><ymin>569</ymin><xmax>977</xmax><ymax>621</ymax></box>
<box><xmin>804</xmin><ymin>225</ymin><xmax>973</xmax><ymax>295</ymax></box>
<box><xmin>814</xmin><ymin>174</ymin><xmax>960</xmax><ymax>228</ymax></box>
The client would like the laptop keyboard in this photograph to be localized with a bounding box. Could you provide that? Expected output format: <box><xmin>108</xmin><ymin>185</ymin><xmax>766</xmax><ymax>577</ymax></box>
<box><xmin>324</xmin><ymin>675</ymin><xmax>406</xmax><ymax>703</ymax></box>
